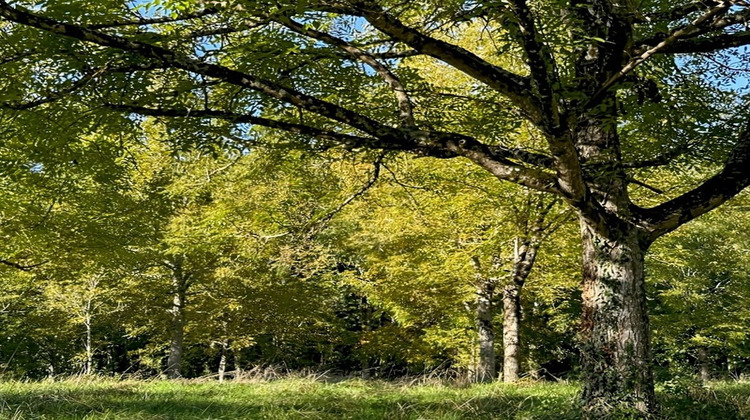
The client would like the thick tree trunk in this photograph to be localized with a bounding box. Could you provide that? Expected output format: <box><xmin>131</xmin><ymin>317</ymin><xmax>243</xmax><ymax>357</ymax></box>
<box><xmin>475</xmin><ymin>278</ymin><xmax>496</xmax><ymax>383</ymax></box>
<box><xmin>502</xmin><ymin>283</ymin><xmax>521</xmax><ymax>383</ymax></box>
<box><xmin>166</xmin><ymin>273</ymin><xmax>187</xmax><ymax>379</ymax></box>
<box><xmin>579</xmin><ymin>218</ymin><xmax>654</xmax><ymax>416</ymax></box>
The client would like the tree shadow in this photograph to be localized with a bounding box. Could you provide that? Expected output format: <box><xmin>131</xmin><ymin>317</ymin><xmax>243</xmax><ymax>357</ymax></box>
<box><xmin>0</xmin><ymin>382</ymin><xmax>747</xmax><ymax>419</ymax></box>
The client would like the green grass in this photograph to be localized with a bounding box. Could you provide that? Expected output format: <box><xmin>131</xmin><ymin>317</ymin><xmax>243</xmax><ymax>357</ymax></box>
<box><xmin>0</xmin><ymin>377</ymin><xmax>748</xmax><ymax>419</ymax></box>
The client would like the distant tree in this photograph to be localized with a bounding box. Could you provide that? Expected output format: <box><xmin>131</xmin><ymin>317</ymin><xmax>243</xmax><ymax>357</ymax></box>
<box><xmin>339</xmin><ymin>157</ymin><xmax>576</xmax><ymax>382</ymax></box>
<box><xmin>649</xmin><ymin>195</ymin><xmax>750</xmax><ymax>382</ymax></box>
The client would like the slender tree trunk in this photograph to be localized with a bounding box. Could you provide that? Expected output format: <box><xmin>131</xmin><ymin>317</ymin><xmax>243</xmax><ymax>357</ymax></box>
<box><xmin>81</xmin><ymin>276</ymin><xmax>99</xmax><ymax>376</ymax></box>
<box><xmin>502</xmin><ymin>283</ymin><xmax>521</xmax><ymax>382</ymax></box>
<box><xmin>361</xmin><ymin>296</ymin><xmax>372</xmax><ymax>379</ymax></box>
<box><xmin>84</xmin><ymin>313</ymin><xmax>93</xmax><ymax>375</ymax></box>
<box><xmin>579</xmin><ymin>218</ymin><xmax>654</xmax><ymax>416</ymax></box>
<box><xmin>218</xmin><ymin>340</ymin><xmax>228</xmax><ymax>383</ymax></box>
<box><xmin>698</xmin><ymin>347</ymin><xmax>710</xmax><ymax>382</ymax></box>
<box><xmin>502</xmin><ymin>234</ymin><xmax>543</xmax><ymax>383</ymax></box>
<box><xmin>475</xmin><ymin>277</ymin><xmax>496</xmax><ymax>383</ymax></box>
<box><xmin>166</xmin><ymin>270</ymin><xmax>187</xmax><ymax>379</ymax></box>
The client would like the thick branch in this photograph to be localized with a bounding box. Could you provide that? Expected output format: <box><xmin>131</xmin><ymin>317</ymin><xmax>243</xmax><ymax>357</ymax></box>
<box><xmin>105</xmin><ymin>103</ymin><xmax>388</xmax><ymax>147</ymax></box>
<box><xmin>507</xmin><ymin>0</ymin><xmax>561</xmax><ymax>130</ymax></box>
<box><xmin>440</xmin><ymin>135</ymin><xmax>560</xmax><ymax>194</ymax></box>
<box><xmin>595</xmin><ymin>1</ymin><xmax>733</xmax><ymax>101</ymax></box>
<box><xmin>0</xmin><ymin>1</ymin><xmax>398</xmax><ymax>139</ymax></box>
<box><xmin>348</xmin><ymin>0</ymin><xmax>543</xmax><ymax>123</ymax></box>
<box><xmin>486</xmin><ymin>145</ymin><xmax>555</xmax><ymax>169</ymax></box>
<box><xmin>660</xmin><ymin>31</ymin><xmax>750</xmax><ymax>53</ymax></box>
<box><xmin>639</xmin><ymin>118</ymin><xmax>750</xmax><ymax>240</ymax></box>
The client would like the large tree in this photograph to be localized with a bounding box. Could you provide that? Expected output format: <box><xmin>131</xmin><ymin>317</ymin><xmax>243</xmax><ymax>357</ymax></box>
<box><xmin>1</xmin><ymin>0</ymin><xmax>749</xmax><ymax>415</ymax></box>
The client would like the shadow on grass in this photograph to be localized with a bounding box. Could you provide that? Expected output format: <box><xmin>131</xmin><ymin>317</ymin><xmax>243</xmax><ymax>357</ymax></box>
<box><xmin>0</xmin><ymin>383</ymin><xmax>580</xmax><ymax>420</ymax></box>
<box><xmin>0</xmin><ymin>381</ymin><xmax>748</xmax><ymax>419</ymax></box>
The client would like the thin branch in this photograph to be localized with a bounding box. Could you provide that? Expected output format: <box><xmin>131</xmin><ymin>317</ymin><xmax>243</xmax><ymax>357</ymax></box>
<box><xmin>644</xmin><ymin>1</ymin><xmax>722</xmax><ymax>23</ymax></box>
<box><xmin>0</xmin><ymin>62</ymin><xmax>166</xmax><ymax>110</ymax></box>
<box><xmin>0</xmin><ymin>259</ymin><xmax>47</xmax><ymax>271</ymax></box>
<box><xmin>83</xmin><ymin>8</ymin><xmax>219</xmax><ymax>29</ymax></box>
<box><xmin>307</xmin><ymin>153</ymin><xmax>384</xmax><ymax>237</ymax></box>
<box><xmin>629</xmin><ymin>177</ymin><xmax>665</xmax><ymax>194</ymax></box>
<box><xmin>593</xmin><ymin>1</ymin><xmax>733</xmax><ymax>104</ymax></box>
<box><xmin>276</xmin><ymin>16</ymin><xmax>416</xmax><ymax>127</ymax></box>
<box><xmin>380</xmin><ymin>163</ymin><xmax>430</xmax><ymax>192</ymax></box>
<box><xmin>660</xmin><ymin>31</ymin><xmax>750</xmax><ymax>53</ymax></box>
<box><xmin>0</xmin><ymin>71</ymin><xmax>97</xmax><ymax>110</ymax></box>
<box><xmin>507</xmin><ymin>0</ymin><xmax>561</xmax><ymax>131</ymax></box>
<box><xmin>622</xmin><ymin>141</ymin><xmax>696</xmax><ymax>168</ymax></box>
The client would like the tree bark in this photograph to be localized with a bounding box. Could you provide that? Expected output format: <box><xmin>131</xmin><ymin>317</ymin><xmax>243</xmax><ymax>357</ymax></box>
<box><xmin>502</xmin><ymin>283</ymin><xmax>521</xmax><ymax>383</ymax></box>
<box><xmin>166</xmin><ymin>267</ymin><xmax>188</xmax><ymax>379</ymax></box>
<box><xmin>84</xmin><ymin>312</ymin><xmax>93</xmax><ymax>375</ymax></box>
<box><xmin>698</xmin><ymin>347</ymin><xmax>710</xmax><ymax>382</ymax></box>
<box><xmin>474</xmin><ymin>277</ymin><xmax>496</xmax><ymax>383</ymax></box>
<box><xmin>579</xmin><ymin>218</ymin><xmax>655</xmax><ymax>417</ymax></box>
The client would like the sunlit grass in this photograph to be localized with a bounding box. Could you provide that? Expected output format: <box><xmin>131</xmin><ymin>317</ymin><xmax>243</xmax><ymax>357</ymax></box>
<box><xmin>0</xmin><ymin>376</ymin><xmax>747</xmax><ymax>419</ymax></box>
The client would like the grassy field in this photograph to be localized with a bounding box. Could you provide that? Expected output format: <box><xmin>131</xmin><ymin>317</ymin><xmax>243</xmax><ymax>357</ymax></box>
<box><xmin>0</xmin><ymin>377</ymin><xmax>748</xmax><ymax>419</ymax></box>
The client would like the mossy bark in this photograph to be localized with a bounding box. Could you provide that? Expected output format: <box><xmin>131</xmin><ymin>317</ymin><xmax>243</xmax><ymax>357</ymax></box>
<box><xmin>579</xmin><ymin>220</ymin><xmax>654</xmax><ymax>417</ymax></box>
